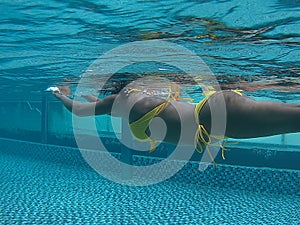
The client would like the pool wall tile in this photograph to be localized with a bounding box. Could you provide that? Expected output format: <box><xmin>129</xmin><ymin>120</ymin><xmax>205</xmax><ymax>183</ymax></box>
<box><xmin>1</xmin><ymin>138</ymin><xmax>299</xmax><ymax>196</ymax></box>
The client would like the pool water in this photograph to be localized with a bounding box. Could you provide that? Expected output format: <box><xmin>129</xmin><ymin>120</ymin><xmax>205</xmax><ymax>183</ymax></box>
<box><xmin>1</xmin><ymin>0</ymin><xmax>299</xmax><ymax>101</ymax></box>
<box><xmin>0</xmin><ymin>0</ymin><xmax>300</xmax><ymax>224</ymax></box>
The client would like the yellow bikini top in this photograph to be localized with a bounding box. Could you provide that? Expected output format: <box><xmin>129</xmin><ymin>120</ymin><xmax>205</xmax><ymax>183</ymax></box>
<box><xmin>129</xmin><ymin>85</ymin><xmax>193</xmax><ymax>152</ymax></box>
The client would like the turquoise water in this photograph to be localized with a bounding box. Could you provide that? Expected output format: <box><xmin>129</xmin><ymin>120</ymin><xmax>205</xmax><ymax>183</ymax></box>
<box><xmin>0</xmin><ymin>0</ymin><xmax>300</xmax><ymax>224</ymax></box>
<box><xmin>1</xmin><ymin>0</ymin><xmax>299</xmax><ymax>100</ymax></box>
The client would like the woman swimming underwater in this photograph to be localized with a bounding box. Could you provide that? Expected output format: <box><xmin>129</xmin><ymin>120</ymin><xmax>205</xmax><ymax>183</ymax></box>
<box><xmin>52</xmin><ymin>79</ymin><xmax>300</xmax><ymax>163</ymax></box>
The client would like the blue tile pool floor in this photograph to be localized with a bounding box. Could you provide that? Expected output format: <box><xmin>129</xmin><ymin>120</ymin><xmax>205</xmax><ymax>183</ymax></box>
<box><xmin>0</xmin><ymin>140</ymin><xmax>299</xmax><ymax>224</ymax></box>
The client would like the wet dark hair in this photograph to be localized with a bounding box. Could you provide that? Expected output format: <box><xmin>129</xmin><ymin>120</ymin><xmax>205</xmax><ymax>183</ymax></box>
<box><xmin>98</xmin><ymin>73</ymin><xmax>140</xmax><ymax>95</ymax></box>
<box><xmin>98</xmin><ymin>72</ymin><xmax>200</xmax><ymax>95</ymax></box>
<box><xmin>99</xmin><ymin>80</ymin><xmax>131</xmax><ymax>95</ymax></box>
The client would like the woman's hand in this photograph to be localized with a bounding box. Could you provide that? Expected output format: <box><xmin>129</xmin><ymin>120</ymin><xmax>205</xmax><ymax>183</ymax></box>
<box><xmin>52</xmin><ymin>86</ymin><xmax>71</xmax><ymax>100</ymax></box>
<box><xmin>52</xmin><ymin>90</ymin><xmax>63</xmax><ymax>99</ymax></box>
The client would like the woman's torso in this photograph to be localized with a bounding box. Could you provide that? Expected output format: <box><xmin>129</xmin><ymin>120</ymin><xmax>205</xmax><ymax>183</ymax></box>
<box><xmin>111</xmin><ymin>89</ymin><xmax>198</xmax><ymax>145</ymax></box>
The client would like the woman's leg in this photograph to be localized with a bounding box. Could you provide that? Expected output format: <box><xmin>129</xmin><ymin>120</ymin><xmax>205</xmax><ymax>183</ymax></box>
<box><xmin>201</xmin><ymin>91</ymin><xmax>300</xmax><ymax>139</ymax></box>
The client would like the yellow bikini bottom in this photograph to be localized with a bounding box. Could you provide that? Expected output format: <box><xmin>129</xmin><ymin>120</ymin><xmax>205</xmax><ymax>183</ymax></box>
<box><xmin>194</xmin><ymin>90</ymin><xmax>242</xmax><ymax>167</ymax></box>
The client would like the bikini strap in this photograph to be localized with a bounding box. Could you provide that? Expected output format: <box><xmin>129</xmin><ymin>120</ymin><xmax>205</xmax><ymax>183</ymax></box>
<box><xmin>194</xmin><ymin>89</ymin><xmax>242</xmax><ymax>167</ymax></box>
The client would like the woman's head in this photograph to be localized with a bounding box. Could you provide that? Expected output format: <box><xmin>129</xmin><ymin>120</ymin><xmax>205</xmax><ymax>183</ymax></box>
<box><xmin>98</xmin><ymin>73</ymin><xmax>140</xmax><ymax>95</ymax></box>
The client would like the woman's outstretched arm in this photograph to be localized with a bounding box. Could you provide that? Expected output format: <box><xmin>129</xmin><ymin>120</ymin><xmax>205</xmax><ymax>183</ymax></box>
<box><xmin>53</xmin><ymin>92</ymin><xmax>116</xmax><ymax>116</ymax></box>
<box><xmin>82</xmin><ymin>95</ymin><xmax>100</xmax><ymax>102</ymax></box>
